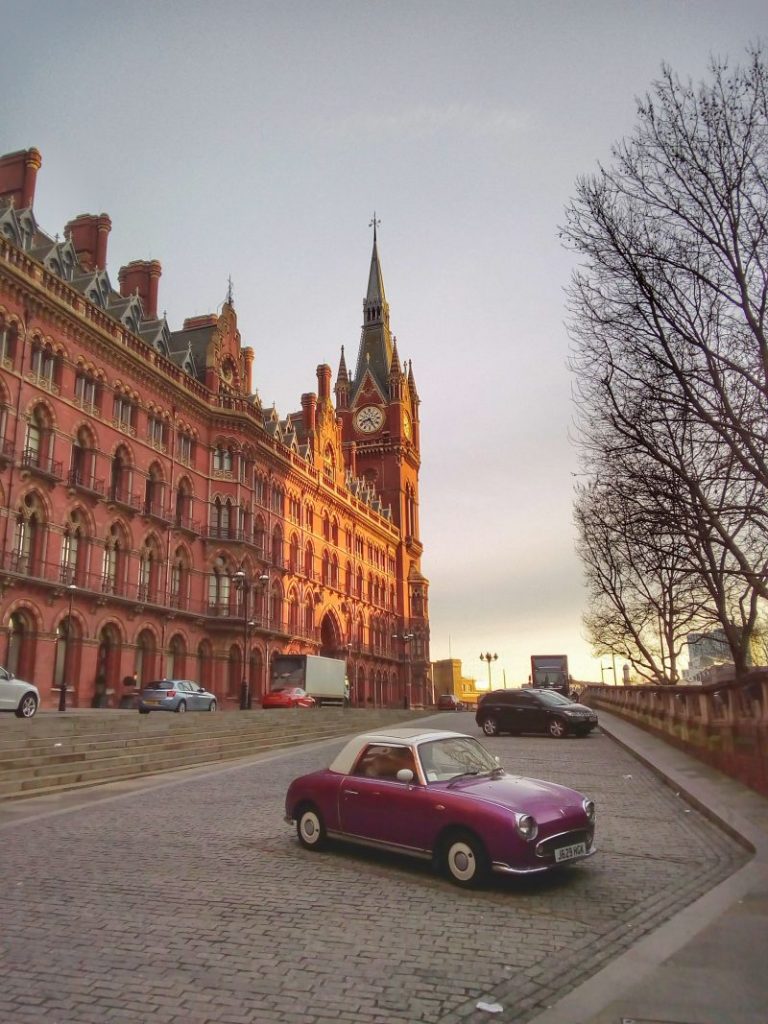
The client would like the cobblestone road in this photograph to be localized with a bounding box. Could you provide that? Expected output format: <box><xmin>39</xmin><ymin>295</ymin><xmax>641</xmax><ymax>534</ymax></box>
<box><xmin>0</xmin><ymin>714</ymin><xmax>747</xmax><ymax>1024</ymax></box>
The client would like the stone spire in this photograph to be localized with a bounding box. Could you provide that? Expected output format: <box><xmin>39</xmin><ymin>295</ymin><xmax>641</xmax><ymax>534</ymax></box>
<box><xmin>334</xmin><ymin>345</ymin><xmax>350</xmax><ymax>409</ymax></box>
<box><xmin>352</xmin><ymin>216</ymin><xmax>394</xmax><ymax>400</ymax></box>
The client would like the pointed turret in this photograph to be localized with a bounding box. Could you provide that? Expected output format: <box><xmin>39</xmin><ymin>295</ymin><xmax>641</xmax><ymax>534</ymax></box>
<box><xmin>389</xmin><ymin>336</ymin><xmax>405</xmax><ymax>401</ymax></box>
<box><xmin>334</xmin><ymin>345</ymin><xmax>350</xmax><ymax>409</ymax></box>
<box><xmin>407</xmin><ymin>359</ymin><xmax>420</xmax><ymax>406</ymax></box>
<box><xmin>352</xmin><ymin>217</ymin><xmax>394</xmax><ymax>400</ymax></box>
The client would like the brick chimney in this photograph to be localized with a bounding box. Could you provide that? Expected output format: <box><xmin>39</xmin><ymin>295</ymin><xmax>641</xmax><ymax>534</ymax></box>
<box><xmin>242</xmin><ymin>347</ymin><xmax>254</xmax><ymax>393</ymax></box>
<box><xmin>301</xmin><ymin>392</ymin><xmax>317</xmax><ymax>432</ymax></box>
<box><xmin>0</xmin><ymin>148</ymin><xmax>42</xmax><ymax>209</ymax></box>
<box><xmin>65</xmin><ymin>213</ymin><xmax>112</xmax><ymax>271</ymax></box>
<box><xmin>118</xmin><ymin>259</ymin><xmax>162</xmax><ymax>318</ymax></box>
<box><xmin>316</xmin><ymin>364</ymin><xmax>332</xmax><ymax>403</ymax></box>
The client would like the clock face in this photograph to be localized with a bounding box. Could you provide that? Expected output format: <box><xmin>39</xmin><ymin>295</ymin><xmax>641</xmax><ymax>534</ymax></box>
<box><xmin>403</xmin><ymin>413</ymin><xmax>412</xmax><ymax>440</ymax></box>
<box><xmin>354</xmin><ymin>405</ymin><xmax>384</xmax><ymax>434</ymax></box>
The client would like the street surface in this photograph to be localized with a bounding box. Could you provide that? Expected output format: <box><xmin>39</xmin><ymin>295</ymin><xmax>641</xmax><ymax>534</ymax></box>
<box><xmin>0</xmin><ymin>713</ymin><xmax>747</xmax><ymax>1024</ymax></box>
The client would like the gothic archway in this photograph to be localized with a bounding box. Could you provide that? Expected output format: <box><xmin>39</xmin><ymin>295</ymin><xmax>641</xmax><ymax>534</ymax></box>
<box><xmin>319</xmin><ymin>611</ymin><xmax>343</xmax><ymax>659</ymax></box>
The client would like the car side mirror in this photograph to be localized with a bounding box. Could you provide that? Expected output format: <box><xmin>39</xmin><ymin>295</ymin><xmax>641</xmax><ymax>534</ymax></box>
<box><xmin>495</xmin><ymin>756</ymin><xmax>501</xmax><ymax>765</ymax></box>
<box><xmin>396</xmin><ymin>769</ymin><xmax>415</xmax><ymax>784</ymax></box>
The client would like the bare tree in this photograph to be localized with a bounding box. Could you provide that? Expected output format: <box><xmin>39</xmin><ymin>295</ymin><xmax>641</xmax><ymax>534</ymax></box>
<box><xmin>564</xmin><ymin>47</ymin><xmax>768</xmax><ymax>679</ymax></box>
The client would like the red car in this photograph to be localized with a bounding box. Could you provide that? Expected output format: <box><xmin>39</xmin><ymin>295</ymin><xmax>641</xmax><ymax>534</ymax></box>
<box><xmin>284</xmin><ymin>728</ymin><xmax>596</xmax><ymax>887</ymax></box>
<box><xmin>261</xmin><ymin>687</ymin><xmax>316</xmax><ymax>709</ymax></box>
<box><xmin>437</xmin><ymin>693</ymin><xmax>464</xmax><ymax>711</ymax></box>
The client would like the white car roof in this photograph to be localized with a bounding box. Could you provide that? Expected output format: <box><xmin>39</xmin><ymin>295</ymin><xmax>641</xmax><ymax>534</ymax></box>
<box><xmin>328</xmin><ymin>729</ymin><xmax>469</xmax><ymax>774</ymax></box>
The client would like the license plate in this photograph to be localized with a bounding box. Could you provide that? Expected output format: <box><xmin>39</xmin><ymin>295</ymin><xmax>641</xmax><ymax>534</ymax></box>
<box><xmin>145</xmin><ymin>699</ymin><xmax>160</xmax><ymax>705</ymax></box>
<box><xmin>555</xmin><ymin>842</ymin><xmax>587</xmax><ymax>863</ymax></box>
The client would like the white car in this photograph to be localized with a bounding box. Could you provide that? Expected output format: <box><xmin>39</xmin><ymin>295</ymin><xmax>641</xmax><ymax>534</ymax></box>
<box><xmin>0</xmin><ymin>667</ymin><xmax>40</xmax><ymax>717</ymax></box>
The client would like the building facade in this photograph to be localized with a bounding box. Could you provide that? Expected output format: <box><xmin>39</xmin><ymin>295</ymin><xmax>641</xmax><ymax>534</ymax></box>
<box><xmin>431</xmin><ymin>658</ymin><xmax>481</xmax><ymax>708</ymax></box>
<box><xmin>0</xmin><ymin>147</ymin><xmax>429</xmax><ymax>711</ymax></box>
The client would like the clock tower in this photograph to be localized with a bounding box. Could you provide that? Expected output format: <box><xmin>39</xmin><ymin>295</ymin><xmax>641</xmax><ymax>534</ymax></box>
<box><xmin>335</xmin><ymin>219</ymin><xmax>428</xmax><ymax>692</ymax></box>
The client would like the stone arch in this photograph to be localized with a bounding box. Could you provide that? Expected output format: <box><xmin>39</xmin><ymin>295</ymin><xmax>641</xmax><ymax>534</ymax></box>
<box><xmin>319</xmin><ymin>610</ymin><xmax>344</xmax><ymax>658</ymax></box>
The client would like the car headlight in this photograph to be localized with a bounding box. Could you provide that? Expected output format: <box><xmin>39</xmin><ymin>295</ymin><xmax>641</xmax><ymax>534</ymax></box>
<box><xmin>515</xmin><ymin>813</ymin><xmax>538</xmax><ymax>841</ymax></box>
<box><xmin>582</xmin><ymin>798</ymin><xmax>595</xmax><ymax>823</ymax></box>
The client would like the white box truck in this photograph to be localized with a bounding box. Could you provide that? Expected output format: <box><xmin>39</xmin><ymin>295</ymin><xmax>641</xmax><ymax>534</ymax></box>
<box><xmin>270</xmin><ymin>654</ymin><xmax>349</xmax><ymax>707</ymax></box>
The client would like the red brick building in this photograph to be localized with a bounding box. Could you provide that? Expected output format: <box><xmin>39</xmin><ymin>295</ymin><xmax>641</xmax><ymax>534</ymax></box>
<box><xmin>0</xmin><ymin>147</ymin><xmax>429</xmax><ymax>711</ymax></box>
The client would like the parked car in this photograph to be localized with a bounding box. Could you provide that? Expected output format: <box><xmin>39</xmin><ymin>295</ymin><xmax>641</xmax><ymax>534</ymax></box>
<box><xmin>0</xmin><ymin>667</ymin><xmax>39</xmax><ymax>718</ymax></box>
<box><xmin>284</xmin><ymin>728</ymin><xmax>596</xmax><ymax>887</ymax></box>
<box><xmin>138</xmin><ymin>679</ymin><xmax>217</xmax><ymax>714</ymax></box>
<box><xmin>476</xmin><ymin>688</ymin><xmax>598</xmax><ymax>738</ymax></box>
<box><xmin>436</xmin><ymin>693</ymin><xmax>464</xmax><ymax>711</ymax></box>
<box><xmin>262</xmin><ymin>687</ymin><xmax>316</xmax><ymax>709</ymax></box>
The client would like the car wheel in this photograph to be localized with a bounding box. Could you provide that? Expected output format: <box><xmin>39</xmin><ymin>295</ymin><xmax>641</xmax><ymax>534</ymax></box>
<box><xmin>208</xmin><ymin>701</ymin><xmax>217</xmax><ymax>712</ymax></box>
<box><xmin>176</xmin><ymin>701</ymin><xmax>187</xmax><ymax>714</ymax></box>
<box><xmin>441</xmin><ymin>830</ymin><xmax>489</xmax><ymax>888</ymax></box>
<box><xmin>296</xmin><ymin>804</ymin><xmax>326</xmax><ymax>851</ymax></box>
<box><xmin>481</xmin><ymin>716</ymin><xmax>498</xmax><ymax>736</ymax></box>
<box><xmin>15</xmin><ymin>693</ymin><xmax>38</xmax><ymax>718</ymax></box>
<box><xmin>139</xmin><ymin>708</ymin><xmax>150</xmax><ymax>715</ymax></box>
<box><xmin>548</xmin><ymin>717</ymin><xmax>568</xmax><ymax>738</ymax></box>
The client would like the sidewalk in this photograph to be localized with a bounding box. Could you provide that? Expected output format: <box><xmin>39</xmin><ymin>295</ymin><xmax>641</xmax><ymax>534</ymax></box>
<box><xmin>528</xmin><ymin>710</ymin><xmax>768</xmax><ymax>1024</ymax></box>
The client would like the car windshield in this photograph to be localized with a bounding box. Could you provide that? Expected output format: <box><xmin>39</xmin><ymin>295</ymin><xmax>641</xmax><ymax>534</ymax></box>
<box><xmin>417</xmin><ymin>736</ymin><xmax>498</xmax><ymax>783</ymax></box>
<box><xmin>532</xmin><ymin>690</ymin><xmax>572</xmax><ymax>706</ymax></box>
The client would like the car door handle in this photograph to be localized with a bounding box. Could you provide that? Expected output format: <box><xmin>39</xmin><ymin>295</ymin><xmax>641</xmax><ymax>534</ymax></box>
<box><xmin>343</xmin><ymin>789</ymin><xmax>359</xmax><ymax>796</ymax></box>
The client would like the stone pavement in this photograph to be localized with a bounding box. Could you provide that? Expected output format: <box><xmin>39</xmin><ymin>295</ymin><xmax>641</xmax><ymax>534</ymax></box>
<box><xmin>0</xmin><ymin>713</ymin><xmax>753</xmax><ymax>1024</ymax></box>
<box><xmin>527</xmin><ymin>710</ymin><xmax>768</xmax><ymax>1024</ymax></box>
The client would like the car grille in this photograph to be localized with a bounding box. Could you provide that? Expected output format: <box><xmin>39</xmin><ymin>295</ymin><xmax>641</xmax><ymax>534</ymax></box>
<box><xmin>535</xmin><ymin>828</ymin><xmax>593</xmax><ymax>859</ymax></box>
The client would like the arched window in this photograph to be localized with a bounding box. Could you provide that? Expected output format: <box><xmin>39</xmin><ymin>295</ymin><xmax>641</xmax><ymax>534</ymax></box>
<box><xmin>137</xmin><ymin>537</ymin><xmax>161</xmax><ymax>602</ymax></box>
<box><xmin>175</xmin><ymin>478</ymin><xmax>192</xmax><ymax>529</ymax></box>
<box><xmin>271</xmin><ymin>525</ymin><xmax>283</xmax><ymax>567</ymax></box>
<box><xmin>331</xmin><ymin>554</ymin><xmax>339</xmax><ymax>589</ymax></box>
<box><xmin>254</xmin><ymin>515</ymin><xmax>266</xmax><ymax>557</ymax></box>
<box><xmin>168</xmin><ymin>634</ymin><xmax>186</xmax><ymax>678</ymax></box>
<box><xmin>304</xmin><ymin>598</ymin><xmax>314</xmax><ymax>637</ymax></box>
<box><xmin>304</xmin><ymin>541</ymin><xmax>314</xmax><ymax>579</ymax></box>
<box><xmin>111</xmin><ymin>445</ymin><xmax>131</xmax><ymax>503</ymax></box>
<box><xmin>144</xmin><ymin>463</ymin><xmax>164</xmax><ymax>518</ymax></box>
<box><xmin>213</xmin><ymin>445</ymin><xmax>232</xmax><ymax>473</ymax></box>
<box><xmin>288</xmin><ymin>591</ymin><xmax>300</xmax><ymax>633</ymax></box>
<box><xmin>270</xmin><ymin>584</ymin><xmax>283</xmax><ymax>631</ymax></box>
<box><xmin>197</xmin><ymin>640</ymin><xmax>213</xmax><ymax>690</ymax></box>
<box><xmin>102</xmin><ymin>523</ymin><xmax>125</xmax><ymax>595</ymax></box>
<box><xmin>289</xmin><ymin>533</ymin><xmax>299</xmax><ymax>573</ymax></box>
<box><xmin>23</xmin><ymin>406</ymin><xmax>50</xmax><ymax>470</ymax></box>
<box><xmin>135</xmin><ymin>629</ymin><xmax>157</xmax><ymax>685</ymax></box>
<box><xmin>70</xmin><ymin>426</ymin><xmax>96</xmax><ymax>489</ymax></box>
<box><xmin>322</xmin><ymin>550</ymin><xmax>330</xmax><ymax>586</ymax></box>
<box><xmin>61</xmin><ymin>510</ymin><xmax>85</xmax><ymax>584</ymax></box>
<box><xmin>169</xmin><ymin>547</ymin><xmax>189</xmax><ymax>610</ymax></box>
<box><xmin>208</xmin><ymin>557</ymin><xmax>231</xmax><ymax>613</ymax></box>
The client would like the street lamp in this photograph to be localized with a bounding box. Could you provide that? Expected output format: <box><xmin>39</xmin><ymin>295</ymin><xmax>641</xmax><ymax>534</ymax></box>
<box><xmin>59</xmin><ymin>583</ymin><xmax>76</xmax><ymax>713</ymax></box>
<box><xmin>480</xmin><ymin>651</ymin><xmax>498</xmax><ymax>691</ymax></box>
<box><xmin>232</xmin><ymin>570</ymin><xmax>254</xmax><ymax>710</ymax></box>
<box><xmin>393</xmin><ymin>632</ymin><xmax>415</xmax><ymax>708</ymax></box>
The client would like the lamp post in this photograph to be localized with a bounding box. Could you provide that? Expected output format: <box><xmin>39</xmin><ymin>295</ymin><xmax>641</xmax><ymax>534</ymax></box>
<box><xmin>257</xmin><ymin>571</ymin><xmax>269</xmax><ymax>702</ymax></box>
<box><xmin>393</xmin><ymin>632</ymin><xmax>414</xmax><ymax>708</ymax></box>
<box><xmin>233</xmin><ymin>570</ymin><xmax>253</xmax><ymax>711</ymax></box>
<box><xmin>59</xmin><ymin>583</ymin><xmax>76</xmax><ymax>712</ymax></box>
<box><xmin>480</xmin><ymin>651</ymin><xmax>498</xmax><ymax>691</ymax></box>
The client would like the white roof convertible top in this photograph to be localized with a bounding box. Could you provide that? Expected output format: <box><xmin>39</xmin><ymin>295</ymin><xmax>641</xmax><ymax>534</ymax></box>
<box><xmin>328</xmin><ymin>729</ymin><xmax>471</xmax><ymax>774</ymax></box>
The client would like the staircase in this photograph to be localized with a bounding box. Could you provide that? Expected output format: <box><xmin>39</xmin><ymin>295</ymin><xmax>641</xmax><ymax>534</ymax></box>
<box><xmin>0</xmin><ymin>708</ymin><xmax>432</xmax><ymax>800</ymax></box>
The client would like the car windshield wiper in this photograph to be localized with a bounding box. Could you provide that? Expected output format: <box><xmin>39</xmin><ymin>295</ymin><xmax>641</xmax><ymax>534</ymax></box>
<box><xmin>446</xmin><ymin>769</ymin><xmax>482</xmax><ymax>786</ymax></box>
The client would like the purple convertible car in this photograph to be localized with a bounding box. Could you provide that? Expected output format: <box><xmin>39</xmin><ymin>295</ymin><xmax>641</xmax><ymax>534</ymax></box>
<box><xmin>285</xmin><ymin>729</ymin><xmax>596</xmax><ymax>887</ymax></box>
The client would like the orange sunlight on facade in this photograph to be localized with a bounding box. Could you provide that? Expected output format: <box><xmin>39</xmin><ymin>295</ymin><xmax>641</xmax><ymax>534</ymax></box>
<box><xmin>0</xmin><ymin>148</ymin><xmax>429</xmax><ymax>711</ymax></box>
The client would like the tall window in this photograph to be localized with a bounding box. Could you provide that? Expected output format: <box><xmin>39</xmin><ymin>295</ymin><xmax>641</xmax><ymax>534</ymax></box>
<box><xmin>208</xmin><ymin>558</ymin><xmax>231</xmax><ymax>612</ymax></box>
<box><xmin>178</xmin><ymin>432</ymin><xmax>193</xmax><ymax>465</ymax></box>
<box><xmin>30</xmin><ymin>342</ymin><xmax>56</xmax><ymax>383</ymax></box>
<box><xmin>75</xmin><ymin>371</ymin><xmax>98</xmax><ymax>410</ymax></box>
<box><xmin>114</xmin><ymin>394</ymin><xmax>134</xmax><ymax>431</ymax></box>
<box><xmin>0</xmin><ymin>322</ymin><xmax>17</xmax><ymax>367</ymax></box>
<box><xmin>148</xmin><ymin>415</ymin><xmax>165</xmax><ymax>448</ymax></box>
<box><xmin>213</xmin><ymin>446</ymin><xmax>232</xmax><ymax>473</ymax></box>
<box><xmin>61</xmin><ymin>512</ymin><xmax>84</xmax><ymax>584</ymax></box>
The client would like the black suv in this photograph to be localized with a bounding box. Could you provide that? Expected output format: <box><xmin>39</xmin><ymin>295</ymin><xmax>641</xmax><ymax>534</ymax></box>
<box><xmin>475</xmin><ymin>688</ymin><xmax>598</xmax><ymax>739</ymax></box>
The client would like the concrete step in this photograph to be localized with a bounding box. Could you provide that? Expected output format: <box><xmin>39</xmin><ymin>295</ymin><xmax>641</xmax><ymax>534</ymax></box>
<box><xmin>0</xmin><ymin>709</ymin><xmax>428</xmax><ymax>799</ymax></box>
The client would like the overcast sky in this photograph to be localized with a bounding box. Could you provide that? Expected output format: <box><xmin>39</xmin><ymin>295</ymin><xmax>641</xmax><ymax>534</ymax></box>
<box><xmin>2</xmin><ymin>1</ymin><xmax>766</xmax><ymax>686</ymax></box>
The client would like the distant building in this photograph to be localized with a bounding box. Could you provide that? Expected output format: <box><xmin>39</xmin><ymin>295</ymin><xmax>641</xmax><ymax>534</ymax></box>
<box><xmin>0</xmin><ymin>147</ymin><xmax>429</xmax><ymax>710</ymax></box>
<box><xmin>431</xmin><ymin>658</ymin><xmax>481</xmax><ymax>706</ymax></box>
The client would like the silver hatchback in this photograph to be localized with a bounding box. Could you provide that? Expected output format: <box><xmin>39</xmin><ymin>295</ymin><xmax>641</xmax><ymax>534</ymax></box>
<box><xmin>138</xmin><ymin>679</ymin><xmax>217</xmax><ymax>714</ymax></box>
<box><xmin>0</xmin><ymin>667</ymin><xmax>40</xmax><ymax>718</ymax></box>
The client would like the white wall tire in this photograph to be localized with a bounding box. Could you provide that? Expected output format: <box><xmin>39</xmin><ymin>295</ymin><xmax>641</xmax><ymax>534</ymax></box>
<box><xmin>297</xmin><ymin>806</ymin><xmax>326</xmax><ymax>850</ymax></box>
<box><xmin>442</xmin><ymin>831</ymin><xmax>489</xmax><ymax>887</ymax></box>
